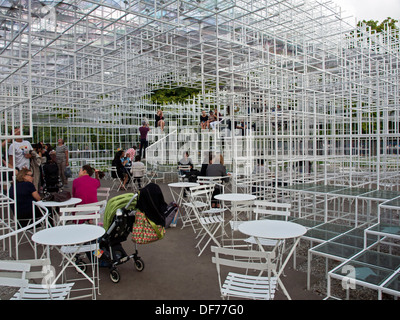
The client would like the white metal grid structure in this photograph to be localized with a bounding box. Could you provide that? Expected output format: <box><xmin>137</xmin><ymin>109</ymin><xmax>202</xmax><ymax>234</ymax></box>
<box><xmin>0</xmin><ymin>0</ymin><xmax>399</xmax><ymax>279</ymax></box>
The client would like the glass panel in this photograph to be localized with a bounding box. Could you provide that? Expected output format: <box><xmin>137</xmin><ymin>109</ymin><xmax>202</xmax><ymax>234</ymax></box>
<box><xmin>289</xmin><ymin>217</ymin><xmax>323</xmax><ymax>228</ymax></box>
<box><xmin>313</xmin><ymin>242</ymin><xmax>361</xmax><ymax>259</ymax></box>
<box><xmin>306</xmin><ymin>185</ymin><xmax>347</xmax><ymax>194</ymax></box>
<box><xmin>368</xmin><ymin>224</ymin><xmax>400</xmax><ymax>236</ymax></box>
<box><xmin>354</xmin><ymin>251</ymin><xmax>400</xmax><ymax>271</ymax></box>
<box><xmin>332</xmin><ymin>261</ymin><xmax>393</xmax><ymax>286</ymax></box>
<box><xmin>384</xmin><ymin>273</ymin><xmax>400</xmax><ymax>292</ymax></box>
<box><xmin>330</xmin><ymin>188</ymin><xmax>371</xmax><ymax>197</ymax></box>
<box><xmin>283</xmin><ymin>183</ymin><xmax>319</xmax><ymax>191</ymax></box>
<box><xmin>362</xmin><ymin>190</ymin><xmax>400</xmax><ymax>201</ymax></box>
<box><xmin>305</xmin><ymin>229</ymin><xmax>339</xmax><ymax>241</ymax></box>
<box><xmin>331</xmin><ymin>235</ymin><xmax>364</xmax><ymax>248</ymax></box>
<box><xmin>382</xmin><ymin>197</ymin><xmax>400</xmax><ymax>207</ymax></box>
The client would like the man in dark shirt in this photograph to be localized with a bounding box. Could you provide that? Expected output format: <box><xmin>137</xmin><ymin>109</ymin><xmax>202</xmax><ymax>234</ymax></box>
<box><xmin>139</xmin><ymin>121</ymin><xmax>150</xmax><ymax>159</ymax></box>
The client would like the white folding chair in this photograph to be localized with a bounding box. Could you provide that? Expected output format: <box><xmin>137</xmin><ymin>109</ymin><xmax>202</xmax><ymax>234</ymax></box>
<box><xmin>97</xmin><ymin>187</ymin><xmax>111</xmax><ymax>201</ymax></box>
<box><xmin>147</xmin><ymin>162</ymin><xmax>164</xmax><ymax>183</ymax></box>
<box><xmin>187</xmin><ymin>185</ymin><xmax>225</xmax><ymax>256</ymax></box>
<box><xmin>76</xmin><ymin>200</ymin><xmax>107</xmax><ymax>227</ymax></box>
<box><xmin>211</xmin><ymin>246</ymin><xmax>278</xmax><ymax>300</ymax></box>
<box><xmin>130</xmin><ymin>166</ymin><xmax>147</xmax><ymax>191</ymax></box>
<box><xmin>0</xmin><ymin>259</ymin><xmax>74</xmax><ymax>300</ymax></box>
<box><xmin>57</xmin><ymin>205</ymin><xmax>101</xmax><ymax>298</ymax></box>
<box><xmin>244</xmin><ymin>200</ymin><xmax>291</xmax><ymax>247</ymax></box>
<box><xmin>182</xmin><ymin>184</ymin><xmax>214</xmax><ymax>232</ymax></box>
<box><xmin>12</xmin><ymin>202</ymin><xmax>50</xmax><ymax>259</ymax></box>
<box><xmin>109</xmin><ymin>166</ymin><xmax>125</xmax><ymax>191</ymax></box>
<box><xmin>177</xmin><ymin>165</ymin><xmax>191</xmax><ymax>182</ymax></box>
<box><xmin>244</xmin><ymin>201</ymin><xmax>292</xmax><ymax>270</ymax></box>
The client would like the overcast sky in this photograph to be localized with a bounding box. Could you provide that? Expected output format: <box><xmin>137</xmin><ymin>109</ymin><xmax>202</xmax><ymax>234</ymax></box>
<box><xmin>332</xmin><ymin>0</ymin><xmax>400</xmax><ymax>24</ymax></box>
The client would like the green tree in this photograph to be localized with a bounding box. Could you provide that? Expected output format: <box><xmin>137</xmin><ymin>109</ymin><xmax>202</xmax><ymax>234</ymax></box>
<box><xmin>357</xmin><ymin>17</ymin><xmax>399</xmax><ymax>35</ymax></box>
<box><xmin>150</xmin><ymin>87</ymin><xmax>202</xmax><ymax>105</ymax></box>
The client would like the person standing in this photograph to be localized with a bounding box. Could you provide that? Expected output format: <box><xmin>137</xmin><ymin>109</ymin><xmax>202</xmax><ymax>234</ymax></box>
<box><xmin>139</xmin><ymin>121</ymin><xmax>150</xmax><ymax>159</ymax></box>
<box><xmin>30</xmin><ymin>143</ymin><xmax>46</xmax><ymax>192</ymax></box>
<box><xmin>8</xmin><ymin>127</ymin><xmax>33</xmax><ymax>171</ymax></box>
<box><xmin>56</xmin><ymin>138</ymin><xmax>69</xmax><ymax>186</ymax></box>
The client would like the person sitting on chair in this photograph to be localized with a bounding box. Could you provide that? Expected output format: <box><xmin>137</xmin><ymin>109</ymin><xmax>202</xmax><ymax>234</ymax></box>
<box><xmin>72</xmin><ymin>164</ymin><xmax>102</xmax><ymax>206</ymax></box>
<box><xmin>206</xmin><ymin>154</ymin><xmax>229</xmax><ymax>207</ymax></box>
<box><xmin>131</xmin><ymin>155</ymin><xmax>146</xmax><ymax>189</ymax></box>
<box><xmin>112</xmin><ymin>150</ymin><xmax>129</xmax><ymax>190</ymax></box>
<box><xmin>155</xmin><ymin>110</ymin><xmax>165</xmax><ymax>132</ymax></box>
<box><xmin>9</xmin><ymin>168</ymin><xmax>42</xmax><ymax>227</ymax></box>
<box><xmin>178</xmin><ymin>151</ymin><xmax>193</xmax><ymax>175</ymax></box>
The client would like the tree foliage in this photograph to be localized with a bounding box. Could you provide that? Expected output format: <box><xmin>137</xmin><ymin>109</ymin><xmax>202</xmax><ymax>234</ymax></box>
<box><xmin>357</xmin><ymin>17</ymin><xmax>399</xmax><ymax>35</ymax></box>
<box><xmin>150</xmin><ymin>87</ymin><xmax>202</xmax><ymax>105</ymax></box>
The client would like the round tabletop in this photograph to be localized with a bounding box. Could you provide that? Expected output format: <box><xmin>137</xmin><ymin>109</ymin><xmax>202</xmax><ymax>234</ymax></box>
<box><xmin>168</xmin><ymin>182</ymin><xmax>200</xmax><ymax>188</ymax></box>
<box><xmin>37</xmin><ymin>197</ymin><xmax>82</xmax><ymax>208</ymax></box>
<box><xmin>215</xmin><ymin>193</ymin><xmax>257</xmax><ymax>202</ymax></box>
<box><xmin>32</xmin><ymin>224</ymin><xmax>105</xmax><ymax>246</ymax></box>
<box><xmin>238</xmin><ymin>220</ymin><xmax>307</xmax><ymax>240</ymax></box>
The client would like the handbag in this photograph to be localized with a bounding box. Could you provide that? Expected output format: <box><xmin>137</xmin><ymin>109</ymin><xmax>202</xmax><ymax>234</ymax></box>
<box><xmin>64</xmin><ymin>166</ymin><xmax>72</xmax><ymax>178</ymax></box>
<box><xmin>164</xmin><ymin>202</ymin><xmax>179</xmax><ymax>228</ymax></box>
<box><xmin>42</xmin><ymin>190</ymin><xmax>72</xmax><ymax>202</ymax></box>
<box><xmin>132</xmin><ymin>211</ymin><xmax>165</xmax><ymax>244</ymax></box>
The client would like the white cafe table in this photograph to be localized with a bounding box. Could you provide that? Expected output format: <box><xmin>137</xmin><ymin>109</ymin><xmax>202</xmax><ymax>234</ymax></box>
<box><xmin>168</xmin><ymin>182</ymin><xmax>199</xmax><ymax>228</ymax></box>
<box><xmin>37</xmin><ymin>197</ymin><xmax>82</xmax><ymax>224</ymax></box>
<box><xmin>238</xmin><ymin>219</ymin><xmax>307</xmax><ymax>300</ymax></box>
<box><xmin>32</xmin><ymin>224</ymin><xmax>105</xmax><ymax>299</ymax></box>
<box><xmin>214</xmin><ymin>193</ymin><xmax>256</xmax><ymax>221</ymax></box>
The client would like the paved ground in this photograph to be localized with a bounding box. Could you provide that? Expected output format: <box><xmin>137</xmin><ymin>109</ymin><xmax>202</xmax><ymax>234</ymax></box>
<box><xmin>2</xmin><ymin>177</ymin><xmax>324</xmax><ymax>302</ymax></box>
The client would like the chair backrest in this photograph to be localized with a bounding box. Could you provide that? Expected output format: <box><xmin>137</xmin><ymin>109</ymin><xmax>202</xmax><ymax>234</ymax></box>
<box><xmin>131</xmin><ymin>166</ymin><xmax>146</xmax><ymax>177</ymax></box>
<box><xmin>109</xmin><ymin>166</ymin><xmax>118</xmax><ymax>179</ymax></box>
<box><xmin>76</xmin><ymin>200</ymin><xmax>107</xmax><ymax>211</ymax></box>
<box><xmin>211</xmin><ymin>246</ymin><xmax>276</xmax><ymax>288</ymax></box>
<box><xmin>178</xmin><ymin>165</ymin><xmax>191</xmax><ymax>170</ymax></box>
<box><xmin>197</xmin><ymin>176</ymin><xmax>228</xmax><ymax>184</ymax></box>
<box><xmin>253</xmin><ymin>200</ymin><xmax>291</xmax><ymax>221</ymax></box>
<box><xmin>97</xmin><ymin>187</ymin><xmax>110</xmax><ymax>201</ymax></box>
<box><xmin>58</xmin><ymin>205</ymin><xmax>101</xmax><ymax>225</ymax></box>
<box><xmin>0</xmin><ymin>260</ymin><xmax>31</xmax><ymax>288</ymax></box>
<box><xmin>17</xmin><ymin>258</ymin><xmax>53</xmax><ymax>281</ymax></box>
<box><xmin>189</xmin><ymin>184</ymin><xmax>215</xmax><ymax>205</ymax></box>
<box><xmin>211</xmin><ymin>246</ymin><xmax>276</xmax><ymax>270</ymax></box>
<box><xmin>0</xmin><ymin>261</ymin><xmax>30</xmax><ymax>288</ymax></box>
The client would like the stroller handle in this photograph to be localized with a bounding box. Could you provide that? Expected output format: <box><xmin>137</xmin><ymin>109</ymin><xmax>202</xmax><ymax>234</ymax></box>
<box><xmin>124</xmin><ymin>193</ymin><xmax>138</xmax><ymax>210</ymax></box>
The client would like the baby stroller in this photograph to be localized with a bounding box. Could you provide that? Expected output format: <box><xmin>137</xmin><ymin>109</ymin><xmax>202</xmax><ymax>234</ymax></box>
<box><xmin>99</xmin><ymin>193</ymin><xmax>143</xmax><ymax>283</ymax></box>
<box><xmin>99</xmin><ymin>184</ymin><xmax>167</xmax><ymax>283</ymax></box>
<box><xmin>41</xmin><ymin>156</ymin><xmax>63</xmax><ymax>196</ymax></box>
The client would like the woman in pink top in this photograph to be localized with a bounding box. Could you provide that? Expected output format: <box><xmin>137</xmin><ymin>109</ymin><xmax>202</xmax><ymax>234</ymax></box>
<box><xmin>72</xmin><ymin>164</ymin><xmax>101</xmax><ymax>205</ymax></box>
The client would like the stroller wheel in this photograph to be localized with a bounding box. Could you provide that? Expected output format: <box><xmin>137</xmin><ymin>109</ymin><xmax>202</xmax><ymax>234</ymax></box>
<box><xmin>134</xmin><ymin>258</ymin><xmax>145</xmax><ymax>272</ymax></box>
<box><xmin>110</xmin><ymin>269</ymin><xmax>120</xmax><ymax>283</ymax></box>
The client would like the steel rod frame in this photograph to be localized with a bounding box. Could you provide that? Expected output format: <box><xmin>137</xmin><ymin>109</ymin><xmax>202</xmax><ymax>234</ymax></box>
<box><xmin>0</xmin><ymin>0</ymin><xmax>399</xmax><ymax>244</ymax></box>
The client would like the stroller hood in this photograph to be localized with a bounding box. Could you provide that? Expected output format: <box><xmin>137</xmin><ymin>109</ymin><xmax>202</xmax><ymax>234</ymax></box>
<box><xmin>103</xmin><ymin>193</ymin><xmax>138</xmax><ymax>231</ymax></box>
